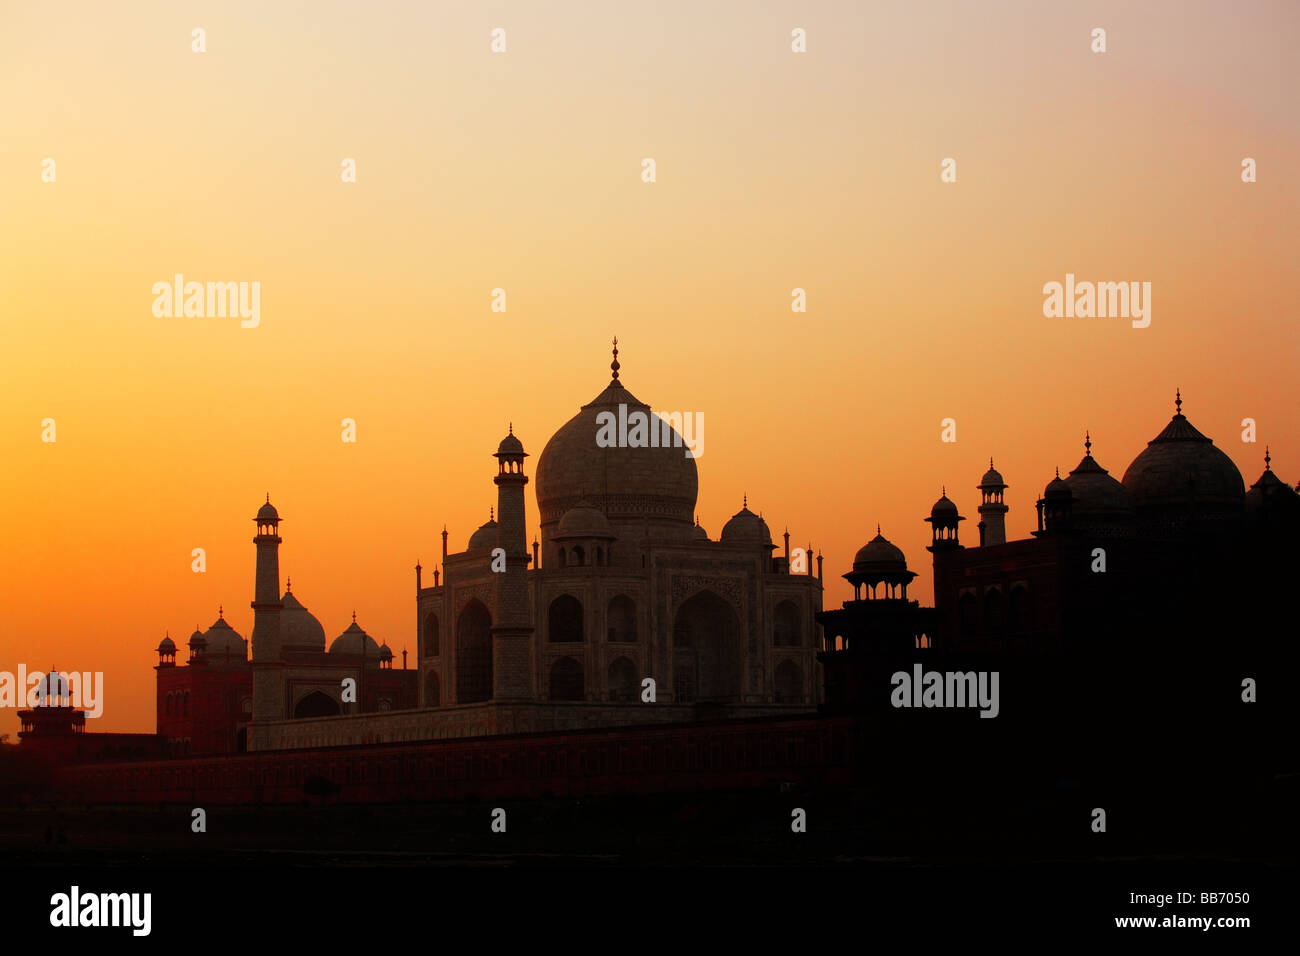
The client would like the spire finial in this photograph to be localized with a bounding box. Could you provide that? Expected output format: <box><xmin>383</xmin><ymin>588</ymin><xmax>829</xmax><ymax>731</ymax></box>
<box><xmin>286</xmin><ymin>576</ymin><xmax>292</xmax><ymax>593</ymax></box>
<box><xmin>1265</xmin><ymin>446</ymin><xmax>1272</xmax><ymax>470</ymax></box>
<box><xmin>218</xmin><ymin>604</ymin><xmax>223</xmax><ymax>618</ymax></box>
<box><xmin>352</xmin><ymin>610</ymin><xmax>357</xmax><ymax>623</ymax></box>
<box><xmin>490</xmin><ymin>506</ymin><xmax>494</xmax><ymax>521</ymax></box>
<box><xmin>610</xmin><ymin>336</ymin><xmax>620</xmax><ymax>381</ymax></box>
<box><xmin>743</xmin><ymin>494</ymin><xmax>747</xmax><ymax>509</ymax></box>
<box><xmin>1084</xmin><ymin>431</ymin><xmax>1091</xmax><ymax>455</ymax></box>
<box><xmin>1175</xmin><ymin>388</ymin><xmax>1182</xmax><ymax>415</ymax></box>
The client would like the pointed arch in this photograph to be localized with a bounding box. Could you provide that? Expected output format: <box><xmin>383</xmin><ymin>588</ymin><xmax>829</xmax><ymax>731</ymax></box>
<box><xmin>294</xmin><ymin>691</ymin><xmax>340</xmax><ymax>719</ymax></box>
<box><xmin>456</xmin><ymin>600</ymin><xmax>493</xmax><ymax>703</ymax></box>
<box><xmin>423</xmin><ymin>613</ymin><xmax>440</xmax><ymax>657</ymax></box>
<box><xmin>774</xmin><ymin>660</ymin><xmax>802</xmax><ymax>703</ymax></box>
<box><xmin>549</xmin><ymin>657</ymin><xmax>584</xmax><ymax>701</ymax></box>
<box><xmin>608</xmin><ymin>656</ymin><xmax>638</xmax><ymax>702</ymax></box>
<box><xmin>607</xmin><ymin>594</ymin><xmax>636</xmax><ymax>643</ymax></box>
<box><xmin>672</xmin><ymin>590</ymin><xmax>741</xmax><ymax>703</ymax></box>
<box><xmin>773</xmin><ymin>600</ymin><xmax>801</xmax><ymax>646</ymax></box>
<box><xmin>548</xmin><ymin>594</ymin><xmax>584</xmax><ymax>643</ymax></box>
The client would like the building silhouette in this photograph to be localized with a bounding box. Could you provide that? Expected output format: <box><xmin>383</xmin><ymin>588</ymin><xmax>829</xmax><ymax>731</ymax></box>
<box><xmin>16</xmin><ymin>381</ymin><xmax>1298</xmax><ymax>818</ymax></box>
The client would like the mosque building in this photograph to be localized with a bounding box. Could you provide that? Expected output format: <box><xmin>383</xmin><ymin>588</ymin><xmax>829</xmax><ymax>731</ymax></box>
<box><xmin>817</xmin><ymin>391</ymin><xmax>1300</xmax><ymax>715</ymax></box>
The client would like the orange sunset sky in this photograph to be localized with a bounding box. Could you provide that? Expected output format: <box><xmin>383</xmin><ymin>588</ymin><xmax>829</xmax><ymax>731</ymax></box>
<box><xmin>2</xmin><ymin>0</ymin><xmax>1298</xmax><ymax>732</ymax></box>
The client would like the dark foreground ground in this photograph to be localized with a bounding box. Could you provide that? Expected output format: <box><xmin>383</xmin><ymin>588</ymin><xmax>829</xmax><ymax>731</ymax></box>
<box><xmin>1</xmin><ymin>779</ymin><xmax>1295</xmax><ymax>940</ymax></box>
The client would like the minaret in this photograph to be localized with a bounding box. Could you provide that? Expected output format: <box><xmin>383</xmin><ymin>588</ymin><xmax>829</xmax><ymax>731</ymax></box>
<box><xmin>977</xmin><ymin>458</ymin><xmax>1009</xmax><ymax>546</ymax></box>
<box><xmin>491</xmin><ymin>424</ymin><xmax>535</xmax><ymax>699</ymax></box>
<box><xmin>926</xmin><ymin>487</ymin><xmax>965</xmax><ymax>552</ymax></box>
<box><xmin>250</xmin><ymin>495</ymin><xmax>285</xmax><ymax>727</ymax></box>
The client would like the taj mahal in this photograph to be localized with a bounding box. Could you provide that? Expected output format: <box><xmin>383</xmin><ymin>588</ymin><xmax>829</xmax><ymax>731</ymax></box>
<box><xmin>155</xmin><ymin>342</ymin><xmax>824</xmax><ymax>754</ymax></box>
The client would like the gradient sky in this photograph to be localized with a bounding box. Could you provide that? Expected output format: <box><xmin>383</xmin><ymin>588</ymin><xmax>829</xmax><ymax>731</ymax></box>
<box><xmin>2</xmin><ymin>0</ymin><xmax>1297</xmax><ymax>732</ymax></box>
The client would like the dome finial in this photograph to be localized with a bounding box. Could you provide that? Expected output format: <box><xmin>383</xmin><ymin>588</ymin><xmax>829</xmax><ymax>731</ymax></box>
<box><xmin>610</xmin><ymin>336</ymin><xmax>620</xmax><ymax>381</ymax></box>
<box><xmin>1175</xmin><ymin>388</ymin><xmax>1182</xmax><ymax>415</ymax></box>
<box><xmin>286</xmin><ymin>576</ymin><xmax>292</xmax><ymax>593</ymax></box>
<box><xmin>877</xmin><ymin>523</ymin><xmax>881</xmax><ymax>535</ymax></box>
<box><xmin>1055</xmin><ymin>466</ymin><xmax>1061</xmax><ymax>479</ymax></box>
<box><xmin>941</xmin><ymin>485</ymin><xmax>946</xmax><ymax>497</ymax></box>
<box><xmin>508</xmin><ymin>421</ymin><xmax>513</xmax><ymax>436</ymax></box>
<box><xmin>218</xmin><ymin>604</ymin><xmax>223</xmax><ymax>618</ymax></box>
<box><xmin>1265</xmin><ymin>446</ymin><xmax>1272</xmax><ymax>470</ymax></box>
<box><xmin>743</xmin><ymin>494</ymin><xmax>747</xmax><ymax>509</ymax></box>
<box><xmin>352</xmin><ymin>609</ymin><xmax>357</xmax><ymax>624</ymax></box>
<box><xmin>489</xmin><ymin>506</ymin><xmax>494</xmax><ymax>522</ymax></box>
<box><xmin>1084</xmin><ymin>430</ymin><xmax>1091</xmax><ymax>455</ymax></box>
<box><xmin>989</xmin><ymin>456</ymin><xmax>994</xmax><ymax>470</ymax></box>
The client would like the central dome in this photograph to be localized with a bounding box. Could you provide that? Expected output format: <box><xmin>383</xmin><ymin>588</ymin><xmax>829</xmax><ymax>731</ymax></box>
<box><xmin>536</xmin><ymin>356</ymin><xmax>698</xmax><ymax>542</ymax></box>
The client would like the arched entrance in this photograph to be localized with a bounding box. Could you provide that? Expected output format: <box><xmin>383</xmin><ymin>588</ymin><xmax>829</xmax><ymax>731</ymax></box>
<box><xmin>672</xmin><ymin>590</ymin><xmax>741</xmax><ymax>703</ymax></box>
<box><xmin>294</xmin><ymin>691</ymin><xmax>341</xmax><ymax>719</ymax></box>
<box><xmin>774</xmin><ymin>660</ymin><xmax>803</xmax><ymax>703</ymax></box>
<box><xmin>456</xmin><ymin>600</ymin><xmax>493</xmax><ymax>703</ymax></box>
<box><xmin>549</xmin><ymin>657</ymin><xmax>585</xmax><ymax>701</ymax></box>
<box><xmin>608</xmin><ymin>656</ymin><xmax>638</xmax><ymax>701</ymax></box>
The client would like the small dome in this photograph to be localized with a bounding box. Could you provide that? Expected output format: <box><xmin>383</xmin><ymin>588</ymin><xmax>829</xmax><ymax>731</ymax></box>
<box><xmin>557</xmin><ymin>503</ymin><xmax>614</xmax><ymax>539</ymax></box>
<box><xmin>720</xmin><ymin>503</ymin><xmax>774</xmax><ymax>547</ymax></box>
<box><xmin>467</xmin><ymin>518</ymin><xmax>499</xmax><ymax>551</ymax></box>
<box><xmin>692</xmin><ymin>518</ymin><xmax>709</xmax><ymax>540</ymax></box>
<box><xmin>157</xmin><ymin>636</ymin><xmax>176</xmax><ymax>653</ymax></box>
<box><xmin>496</xmin><ymin>428</ymin><xmax>525</xmax><ymax>457</ymax></box>
<box><xmin>852</xmin><ymin>532</ymin><xmax>908</xmax><ymax>574</ymax></box>
<box><xmin>1044</xmin><ymin>471</ymin><xmax>1072</xmax><ymax>500</ymax></box>
<box><xmin>1245</xmin><ymin>467</ymin><xmax>1290</xmax><ymax>504</ymax></box>
<box><xmin>202</xmin><ymin>615</ymin><xmax>247</xmax><ymax>659</ymax></box>
<box><xmin>188</xmin><ymin>631</ymin><xmax>207</xmax><ymax>649</ymax></box>
<box><xmin>378</xmin><ymin>643</ymin><xmax>393</xmax><ymax>662</ymax></box>
<box><xmin>1065</xmin><ymin>445</ymin><xmax>1133</xmax><ymax>519</ymax></box>
<box><xmin>257</xmin><ymin>498</ymin><xmax>279</xmax><ymax>522</ymax></box>
<box><xmin>930</xmin><ymin>494</ymin><xmax>959</xmax><ymax>518</ymax></box>
<box><xmin>38</xmin><ymin>671</ymin><xmax>70</xmax><ymax>700</ymax></box>
<box><xmin>280</xmin><ymin>589</ymin><xmax>327</xmax><ymax>651</ymax></box>
<box><xmin>1245</xmin><ymin>452</ymin><xmax>1300</xmax><ymax>519</ymax></box>
<box><xmin>979</xmin><ymin>460</ymin><xmax>1006</xmax><ymax>488</ymax></box>
<box><xmin>328</xmin><ymin>618</ymin><xmax>382</xmax><ymax>656</ymax></box>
